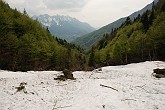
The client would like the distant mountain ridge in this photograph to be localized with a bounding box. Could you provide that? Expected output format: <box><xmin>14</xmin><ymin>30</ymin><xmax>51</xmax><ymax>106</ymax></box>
<box><xmin>32</xmin><ymin>14</ymin><xmax>95</xmax><ymax>42</ymax></box>
<box><xmin>72</xmin><ymin>0</ymin><xmax>159</xmax><ymax>49</ymax></box>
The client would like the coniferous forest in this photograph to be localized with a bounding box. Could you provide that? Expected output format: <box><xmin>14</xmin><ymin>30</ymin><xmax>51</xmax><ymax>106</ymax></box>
<box><xmin>0</xmin><ymin>0</ymin><xmax>165</xmax><ymax>71</ymax></box>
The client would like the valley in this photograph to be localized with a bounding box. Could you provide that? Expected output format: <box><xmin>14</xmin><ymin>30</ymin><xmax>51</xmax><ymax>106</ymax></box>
<box><xmin>0</xmin><ymin>0</ymin><xmax>165</xmax><ymax>109</ymax></box>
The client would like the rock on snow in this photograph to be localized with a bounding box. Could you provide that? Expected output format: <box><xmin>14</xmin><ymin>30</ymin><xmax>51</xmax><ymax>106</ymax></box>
<box><xmin>0</xmin><ymin>61</ymin><xmax>165</xmax><ymax>110</ymax></box>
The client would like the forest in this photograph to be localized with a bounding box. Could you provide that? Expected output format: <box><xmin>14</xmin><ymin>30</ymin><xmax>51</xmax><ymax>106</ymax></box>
<box><xmin>0</xmin><ymin>0</ymin><xmax>86</xmax><ymax>71</ymax></box>
<box><xmin>88</xmin><ymin>0</ymin><xmax>165</xmax><ymax>67</ymax></box>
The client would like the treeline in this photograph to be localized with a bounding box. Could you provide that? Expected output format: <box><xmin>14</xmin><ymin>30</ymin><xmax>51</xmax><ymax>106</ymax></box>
<box><xmin>0</xmin><ymin>0</ymin><xmax>86</xmax><ymax>71</ymax></box>
<box><xmin>88</xmin><ymin>0</ymin><xmax>165</xmax><ymax>67</ymax></box>
<box><xmin>55</xmin><ymin>37</ymin><xmax>84</xmax><ymax>52</ymax></box>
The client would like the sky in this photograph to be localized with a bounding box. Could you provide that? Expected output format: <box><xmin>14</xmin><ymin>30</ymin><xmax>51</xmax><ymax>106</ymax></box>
<box><xmin>4</xmin><ymin>0</ymin><xmax>153</xmax><ymax>28</ymax></box>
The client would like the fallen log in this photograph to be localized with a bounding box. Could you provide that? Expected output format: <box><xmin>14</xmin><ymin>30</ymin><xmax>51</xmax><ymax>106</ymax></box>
<box><xmin>153</xmin><ymin>68</ymin><xmax>165</xmax><ymax>75</ymax></box>
<box><xmin>100</xmin><ymin>84</ymin><xmax>118</xmax><ymax>91</ymax></box>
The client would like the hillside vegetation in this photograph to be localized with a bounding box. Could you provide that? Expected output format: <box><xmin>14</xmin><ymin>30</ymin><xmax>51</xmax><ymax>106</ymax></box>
<box><xmin>72</xmin><ymin>0</ymin><xmax>158</xmax><ymax>50</ymax></box>
<box><xmin>0</xmin><ymin>0</ymin><xmax>86</xmax><ymax>71</ymax></box>
<box><xmin>88</xmin><ymin>0</ymin><xmax>165</xmax><ymax>67</ymax></box>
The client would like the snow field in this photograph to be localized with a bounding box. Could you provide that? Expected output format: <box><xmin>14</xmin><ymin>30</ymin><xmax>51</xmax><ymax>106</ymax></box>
<box><xmin>0</xmin><ymin>61</ymin><xmax>165</xmax><ymax>110</ymax></box>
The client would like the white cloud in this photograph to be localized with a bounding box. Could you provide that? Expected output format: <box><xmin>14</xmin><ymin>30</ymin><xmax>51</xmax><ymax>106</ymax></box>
<box><xmin>4</xmin><ymin>0</ymin><xmax>154</xmax><ymax>28</ymax></box>
<box><xmin>43</xmin><ymin>0</ymin><xmax>88</xmax><ymax>11</ymax></box>
<box><xmin>78</xmin><ymin>0</ymin><xmax>153</xmax><ymax>28</ymax></box>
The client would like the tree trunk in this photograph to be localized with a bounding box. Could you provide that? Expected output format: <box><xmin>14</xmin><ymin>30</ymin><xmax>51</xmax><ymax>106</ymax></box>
<box><xmin>149</xmin><ymin>49</ymin><xmax>151</xmax><ymax>61</ymax></box>
<box><xmin>141</xmin><ymin>39</ymin><xmax>144</xmax><ymax>61</ymax></box>
<box><xmin>125</xmin><ymin>49</ymin><xmax>128</xmax><ymax>64</ymax></box>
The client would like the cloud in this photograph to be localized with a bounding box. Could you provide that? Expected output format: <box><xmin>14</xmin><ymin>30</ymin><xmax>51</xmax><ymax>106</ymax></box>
<box><xmin>4</xmin><ymin>0</ymin><xmax>153</xmax><ymax>28</ymax></box>
<box><xmin>79</xmin><ymin>0</ymin><xmax>153</xmax><ymax>28</ymax></box>
<box><xmin>43</xmin><ymin>0</ymin><xmax>88</xmax><ymax>11</ymax></box>
<box><xmin>4</xmin><ymin>0</ymin><xmax>90</xmax><ymax>16</ymax></box>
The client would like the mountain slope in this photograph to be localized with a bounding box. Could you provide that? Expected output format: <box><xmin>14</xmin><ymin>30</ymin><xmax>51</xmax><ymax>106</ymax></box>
<box><xmin>73</xmin><ymin>0</ymin><xmax>158</xmax><ymax>49</ymax></box>
<box><xmin>89</xmin><ymin>0</ymin><xmax>165</xmax><ymax>67</ymax></box>
<box><xmin>32</xmin><ymin>14</ymin><xmax>95</xmax><ymax>42</ymax></box>
<box><xmin>0</xmin><ymin>0</ymin><xmax>85</xmax><ymax>71</ymax></box>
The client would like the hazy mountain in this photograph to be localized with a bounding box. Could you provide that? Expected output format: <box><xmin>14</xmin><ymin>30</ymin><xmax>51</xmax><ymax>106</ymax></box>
<box><xmin>32</xmin><ymin>14</ymin><xmax>95</xmax><ymax>42</ymax></box>
<box><xmin>72</xmin><ymin>0</ymin><xmax>158</xmax><ymax>49</ymax></box>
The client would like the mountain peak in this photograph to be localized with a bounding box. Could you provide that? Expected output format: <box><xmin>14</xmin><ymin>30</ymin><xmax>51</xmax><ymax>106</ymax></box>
<box><xmin>32</xmin><ymin>14</ymin><xmax>95</xmax><ymax>42</ymax></box>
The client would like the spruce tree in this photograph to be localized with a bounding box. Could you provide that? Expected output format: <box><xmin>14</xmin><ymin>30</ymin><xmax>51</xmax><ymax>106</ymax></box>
<box><xmin>23</xmin><ymin>8</ymin><xmax>27</xmax><ymax>15</ymax></box>
<box><xmin>149</xmin><ymin>10</ymin><xmax>155</xmax><ymax>26</ymax></box>
<box><xmin>141</xmin><ymin>11</ymin><xmax>149</xmax><ymax>33</ymax></box>
<box><xmin>125</xmin><ymin>17</ymin><xmax>131</xmax><ymax>25</ymax></box>
<box><xmin>161</xmin><ymin>3</ymin><xmax>165</xmax><ymax>12</ymax></box>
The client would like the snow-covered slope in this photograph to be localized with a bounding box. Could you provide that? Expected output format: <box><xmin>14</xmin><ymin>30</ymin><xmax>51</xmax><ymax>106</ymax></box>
<box><xmin>0</xmin><ymin>61</ymin><xmax>165</xmax><ymax>110</ymax></box>
<box><xmin>33</xmin><ymin>14</ymin><xmax>73</xmax><ymax>27</ymax></box>
<box><xmin>32</xmin><ymin>14</ymin><xmax>95</xmax><ymax>42</ymax></box>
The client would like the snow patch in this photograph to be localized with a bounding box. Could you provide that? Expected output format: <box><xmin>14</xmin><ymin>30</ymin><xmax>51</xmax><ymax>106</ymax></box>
<box><xmin>0</xmin><ymin>61</ymin><xmax>165</xmax><ymax>110</ymax></box>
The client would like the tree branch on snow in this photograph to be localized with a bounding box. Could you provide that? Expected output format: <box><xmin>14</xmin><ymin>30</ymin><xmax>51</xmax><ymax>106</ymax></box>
<box><xmin>52</xmin><ymin>100</ymin><xmax>57</xmax><ymax>110</ymax></box>
<box><xmin>89</xmin><ymin>71</ymin><xmax>94</xmax><ymax>78</ymax></box>
<box><xmin>53</xmin><ymin>105</ymin><xmax>72</xmax><ymax>110</ymax></box>
<box><xmin>135</xmin><ymin>84</ymin><xmax>146</xmax><ymax>88</ymax></box>
<box><xmin>121</xmin><ymin>99</ymin><xmax>137</xmax><ymax>101</ymax></box>
<box><xmin>100</xmin><ymin>84</ymin><xmax>118</xmax><ymax>91</ymax></box>
<box><xmin>54</xmin><ymin>84</ymin><xmax>68</xmax><ymax>86</ymax></box>
<box><xmin>14</xmin><ymin>82</ymin><xmax>27</xmax><ymax>94</ymax></box>
<box><xmin>135</xmin><ymin>86</ymin><xmax>165</xmax><ymax>94</ymax></box>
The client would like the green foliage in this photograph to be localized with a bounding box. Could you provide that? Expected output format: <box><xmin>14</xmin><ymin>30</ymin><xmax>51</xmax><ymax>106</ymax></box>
<box><xmin>146</xmin><ymin>12</ymin><xmax>165</xmax><ymax>60</ymax></box>
<box><xmin>141</xmin><ymin>11</ymin><xmax>149</xmax><ymax>33</ymax></box>
<box><xmin>149</xmin><ymin>9</ymin><xmax>155</xmax><ymax>26</ymax></box>
<box><xmin>0</xmin><ymin>0</ymin><xmax>86</xmax><ymax>71</ymax></box>
<box><xmin>125</xmin><ymin>17</ymin><xmax>132</xmax><ymax>25</ymax></box>
<box><xmin>88</xmin><ymin>47</ymin><xmax>95</xmax><ymax>67</ymax></box>
<box><xmin>90</xmin><ymin>0</ymin><xmax>165</xmax><ymax>67</ymax></box>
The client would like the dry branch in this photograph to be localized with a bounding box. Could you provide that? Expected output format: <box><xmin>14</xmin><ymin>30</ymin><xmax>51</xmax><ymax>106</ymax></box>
<box><xmin>54</xmin><ymin>84</ymin><xmax>68</xmax><ymax>86</ymax></box>
<box><xmin>100</xmin><ymin>84</ymin><xmax>118</xmax><ymax>91</ymax></box>
<box><xmin>52</xmin><ymin>100</ymin><xmax>57</xmax><ymax>110</ymax></box>
<box><xmin>121</xmin><ymin>99</ymin><xmax>137</xmax><ymax>101</ymax></box>
<box><xmin>89</xmin><ymin>71</ymin><xmax>94</xmax><ymax>78</ymax></box>
<box><xmin>53</xmin><ymin>105</ymin><xmax>72</xmax><ymax>109</ymax></box>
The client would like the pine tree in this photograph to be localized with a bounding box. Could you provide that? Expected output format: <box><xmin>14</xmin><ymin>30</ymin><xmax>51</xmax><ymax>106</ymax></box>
<box><xmin>125</xmin><ymin>17</ymin><xmax>131</xmax><ymax>25</ymax></box>
<box><xmin>141</xmin><ymin>11</ymin><xmax>149</xmax><ymax>33</ymax></box>
<box><xmin>161</xmin><ymin>3</ymin><xmax>165</xmax><ymax>12</ymax></box>
<box><xmin>23</xmin><ymin>8</ymin><xmax>27</xmax><ymax>15</ymax></box>
<box><xmin>46</xmin><ymin>27</ymin><xmax>50</xmax><ymax>33</ymax></box>
<box><xmin>149</xmin><ymin>4</ymin><xmax>155</xmax><ymax>26</ymax></box>
<box><xmin>134</xmin><ymin>14</ymin><xmax>141</xmax><ymax>22</ymax></box>
<box><xmin>149</xmin><ymin>10</ymin><xmax>155</xmax><ymax>26</ymax></box>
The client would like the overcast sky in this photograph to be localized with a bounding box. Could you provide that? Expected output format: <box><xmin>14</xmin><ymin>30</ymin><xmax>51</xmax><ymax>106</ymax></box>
<box><xmin>4</xmin><ymin>0</ymin><xmax>153</xmax><ymax>28</ymax></box>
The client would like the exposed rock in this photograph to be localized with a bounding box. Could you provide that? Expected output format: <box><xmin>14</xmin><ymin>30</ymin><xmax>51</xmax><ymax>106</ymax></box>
<box><xmin>54</xmin><ymin>69</ymin><xmax>75</xmax><ymax>81</ymax></box>
<box><xmin>63</xmin><ymin>69</ymin><xmax>75</xmax><ymax>80</ymax></box>
<box><xmin>152</xmin><ymin>68</ymin><xmax>165</xmax><ymax>78</ymax></box>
